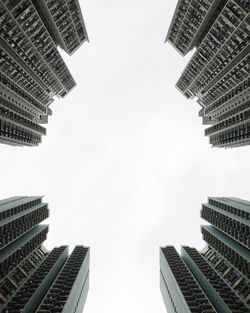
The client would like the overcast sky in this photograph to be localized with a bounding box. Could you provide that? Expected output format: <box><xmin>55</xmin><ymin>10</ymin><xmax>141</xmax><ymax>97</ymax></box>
<box><xmin>1</xmin><ymin>0</ymin><xmax>250</xmax><ymax>312</ymax></box>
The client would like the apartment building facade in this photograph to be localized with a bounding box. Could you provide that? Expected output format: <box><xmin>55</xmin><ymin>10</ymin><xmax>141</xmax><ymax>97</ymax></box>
<box><xmin>0</xmin><ymin>0</ymin><xmax>88</xmax><ymax>146</ymax></box>
<box><xmin>0</xmin><ymin>196</ymin><xmax>90</xmax><ymax>312</ymax></box>
<box><xmin>160</xmin><ymin>197</ymin><xmax>250</xmax><ymax>313</ymax></box>
<box><xmin>167</xmin><ymin>0</ymin><xmax>250</xmax><ymax>148</ymax></box>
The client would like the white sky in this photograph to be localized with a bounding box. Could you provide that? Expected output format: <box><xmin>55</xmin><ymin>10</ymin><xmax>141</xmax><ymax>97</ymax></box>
<box><xmin>1</xmin><ymin>1</ymin><xmax>250</xmax><ymax>312</ymax></box>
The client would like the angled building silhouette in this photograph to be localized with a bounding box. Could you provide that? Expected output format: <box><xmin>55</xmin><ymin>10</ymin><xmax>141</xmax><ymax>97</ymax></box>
<box><xmin>160</xmin><ymin>197</ymin><xmax>250</xmax><ymax>313</ymax></box>
<box><xmin>166</xmin><ymin>0</ymin><xmax>228</xmax><ymax>56</ymax></box>
<box><xmin>0</xmin><ymin>0</ymin><xmax>88</xmax><ymax>146</ymax></box>
<box><xmin>32</xmin><ymin>0</ymin><xmax>89</xmax><ymax>55</ymax></box>
<box><xmin>0</xmin><ymin>196</ymin><xmax>89</xmax><ymax>312</ymax></box>
<box><xmin>166</xmin><ymin>0</ymin><xmax>250</xmax><ymax>148</ymax></box>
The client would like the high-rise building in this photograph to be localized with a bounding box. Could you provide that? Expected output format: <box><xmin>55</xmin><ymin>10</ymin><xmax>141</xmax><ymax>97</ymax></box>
<box><xmin>166</xmin><ymin>0</ymin><xmax>228</xmax><ymax>56</ymax></box>
<box><xmin>0</xmin><ymin>196</ymin><xmax>90</xmax><ymax>312</ymax></box>
<box><xmin>0</xmin><ymin>0</ymin><xmax>88</xmax><ymax>146</ymax></box>
<box><xmin>166</xmin><ymin>0</ymin><xmax>250</xmax><ymax>148</ymax></box>
<box><xmin>160</xmin><ymin>197</ymin><xmax>250</xmax><ymax>313</ymax></box>
<box><xmin>32</xmin><ymin>0</ymin><xmax>89</xmax><ymax>56</ymax></box>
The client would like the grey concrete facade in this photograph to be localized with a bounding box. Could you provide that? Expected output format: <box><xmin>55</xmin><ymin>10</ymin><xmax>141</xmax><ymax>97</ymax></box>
<box><xmin>160</xmin><ymin>197</ymin><xmax>250</xmax><ymax>313</ymax></box>
<box><xmin>0</xmin><ymin>0</ymin><xmax>88</xmax><ymax>146</ymax></box>
<box><xmin>165</xmin><ymin>0</ymin><xmax>227</xmax><ymax>56</ymax></box>
<box><xmin>32</xmin><ymin>0</ymin><xmax>89</xmax><ymax>56</ymax></box>
<box><xmin>167</xmin><ymin>0</ymin><xmax>250</xmax><ymax>148</ymax></box>
<box><xmin>0</xmin><ymin>196</ymin><xmax>90</xmax><ymax>312</ymax></box>
<box><xmin>160</xmin><ymin>246</ymin><xmax>216</xmax><ymax>313</ymax></box>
